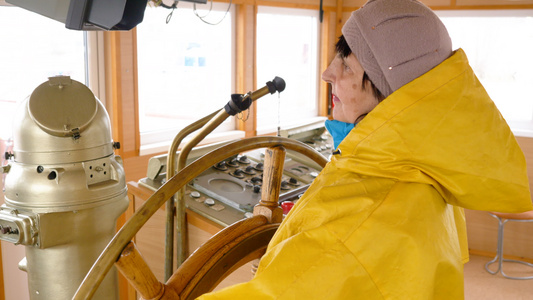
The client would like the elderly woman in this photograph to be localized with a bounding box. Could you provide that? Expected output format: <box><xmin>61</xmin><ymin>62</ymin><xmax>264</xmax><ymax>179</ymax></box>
<box><xmin>199</xmin><ymin>0</ymin><xmax>532</xmax><ymax>299</ymax></box>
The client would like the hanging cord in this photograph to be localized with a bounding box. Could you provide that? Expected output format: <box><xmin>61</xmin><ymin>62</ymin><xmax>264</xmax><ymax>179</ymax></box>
<box><xmin>277</xmin><ymin>92</ymin><xmax>281</xmax><ymax>136</ymax></box>
<box><xmin>149</xmin><ymin>0</ymin><xmax>179</xmax><ymax>23</ymax></box>
<box><xmin>150</xmin><ymin>0</ymin><xmax>178</xmax><ymax>9</ymax></box>
<box><xmin>166</xmin><ymin>2</ymin><xmax>178</xmax><ymax>24</ymax></box>
<box><xmin>193</xmin><ymin>0</ymin><xmax>232</xmax><ymax>25</ymax></box>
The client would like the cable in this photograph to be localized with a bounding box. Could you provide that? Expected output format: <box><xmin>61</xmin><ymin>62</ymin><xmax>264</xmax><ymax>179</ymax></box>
<box><xmin>193</xmin><ymin>0</ymin><xmax>232</xmax><ymax>26</ymax></box>
<box><xmin>151</xmin><ymin>0</ymin><xmax>178</xmax><ymax>9</ymax></box>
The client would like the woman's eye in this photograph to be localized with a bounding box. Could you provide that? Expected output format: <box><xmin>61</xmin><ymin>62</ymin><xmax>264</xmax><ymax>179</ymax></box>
<box><xmin>342</xmin><ymin>62</ymin><xmax>351</xmax><ymax>71</ymax></box>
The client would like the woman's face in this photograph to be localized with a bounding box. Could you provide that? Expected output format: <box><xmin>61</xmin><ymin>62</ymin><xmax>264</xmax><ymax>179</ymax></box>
<box><xmin>322</xmin><ymin>53</ymin><xmax>379</xmax><ymax>124</ymax></box>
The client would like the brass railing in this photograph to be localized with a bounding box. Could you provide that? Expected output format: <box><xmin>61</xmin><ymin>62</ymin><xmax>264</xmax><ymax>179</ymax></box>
<box><xmin>163</xmin><ymin>77</ymin><xmax>286</xmax><ymax>280</ymax></box>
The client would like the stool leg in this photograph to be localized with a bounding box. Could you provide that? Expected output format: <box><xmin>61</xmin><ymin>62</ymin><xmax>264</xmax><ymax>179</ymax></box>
<box><xmin>485</xmin><ymin>214</ymin><xmax>533</xmax><ymax>280</ymax></box>
<box><xmin>485</xmin><ymin>214</ymin><xmax>504</xmax><ymax>275</ymax></box>
<box><xmin>501</xmin><ymin>258</ymin><xmax>533</xmax><ymax>280</ymax></box>
<box><xmin>500</xmin><ymin>219</ymin><xmax>533</xmax><ymax>280</ymax></box>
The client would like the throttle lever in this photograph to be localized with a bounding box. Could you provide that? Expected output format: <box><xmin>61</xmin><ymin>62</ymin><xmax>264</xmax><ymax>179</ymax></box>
<box><xmin>224</xmin><ymin>76</ymin><xmax>285</xmax><ymax>116</ymax></box>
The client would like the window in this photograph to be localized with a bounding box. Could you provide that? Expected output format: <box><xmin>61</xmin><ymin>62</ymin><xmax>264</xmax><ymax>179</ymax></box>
<box><xmin>256</xmin><ymin>6</ymin><xmax>320</xmax><ymax>134</ymax></box>
<box><xmin>136</xmin><ymin>2</ymin><xmax>235</xmax><ymax>153</ymax></box>
<box><xmin>0</xmin><ymin>5</ymin><xmax>87</xmax><ymax>141</ymax></box>
<box><xmin>437</xmin><ymin>10</ymin><xmax>533</xmax><ymax>136</ymax></box>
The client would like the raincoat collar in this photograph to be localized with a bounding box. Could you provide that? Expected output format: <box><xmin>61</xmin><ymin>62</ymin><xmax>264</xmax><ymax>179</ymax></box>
<box><xmin>335</xmin><ymin>49</ymin><xmax>532</xmax><ymax>212</ymax></box>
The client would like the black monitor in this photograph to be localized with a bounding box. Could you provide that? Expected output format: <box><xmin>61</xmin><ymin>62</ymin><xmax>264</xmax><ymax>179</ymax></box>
<box><xmin>6</xmin><ymin>0</ymin><xmax>207</xmax><ymax>31</ymax></box>
<box><xmin>65</xmin><ymin>0</ymin><xmax>148</xmax><ymax>30</ymax></box>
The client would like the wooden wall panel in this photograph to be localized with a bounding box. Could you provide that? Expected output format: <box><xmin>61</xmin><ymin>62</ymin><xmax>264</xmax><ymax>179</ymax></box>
<box><xmin>123</xmin><ymin>154</ymin><xmax>156</xmax><ymax>183</ymax></box>
<box><xmin>456</xmin><ymin>0</ymin><xmax>533</xmax><ymax>6</ymax></box>
<box><xmin>105</xmin><ymin>31</ymin><xmax>140</xmax><ymax>159</ymax></box>
<box><xmin>343</xmin><ymin>0</ymin><xmax>533</xmax><ymax>10</ymax></box>
<box><xmin>342</xmin><ymin>0</ymin><xmax>366</xmax><ymax>8</ymax></box>
<box><xmin>118</xmin><ymin>31</ymin><xmax>139</xmax><ymax>158</ymax></box>
<box><xmin>257</xmin><ymin>0</ymin><xmax>337</xmax><ymax>10</ymax></box>
<box><xmin>516</xmin><ymin>136</ymin><xmax>533</xmax><ymax>202</ymax></box>
<box><xmin>420</xmin><ymin>0</ymin><xmax>456</xmax><ymax>7</ymax></box>
<box><xmin>319</xmin><ymin>11</ymin><xmax>332</xmax><ymax>116</ymax></box>
<box><xmin>235</xmin><ymin>4</ymin><xmax>257</xmax><ymax>137</ymax></box>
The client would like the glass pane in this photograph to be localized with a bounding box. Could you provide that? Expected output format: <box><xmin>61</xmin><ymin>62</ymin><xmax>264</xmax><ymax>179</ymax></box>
<box><xmin>438</xmin><ymin>11</ymin><xmax>533</xmax><ymax>127</ymax></box>
<box><xmin>256</xmin><ymin>6</ymin><xmax>319</xmax><ymax>132</ymax></box>
<box><xmin>0</xmin><ymin>6</ymin><xmax>86</xmax><ymax>140</ymax></box>
<box><xmin>136</xmin><ymin>4</ymin><xmax>234</xmax><ymax>144</ymax></box>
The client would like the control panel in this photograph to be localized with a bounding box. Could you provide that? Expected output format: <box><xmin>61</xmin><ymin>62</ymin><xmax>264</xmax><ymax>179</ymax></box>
<box><xmin>139</xmin><ymin>120</ymin><xmax>332</xmax><ymax>227</ymax></box>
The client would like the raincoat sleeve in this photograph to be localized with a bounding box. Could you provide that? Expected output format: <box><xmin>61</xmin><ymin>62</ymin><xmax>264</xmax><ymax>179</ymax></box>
<box><xmin>196</xmin><ymin>227</ymin><xmax>384</xmax><ymax>300</ymax></box>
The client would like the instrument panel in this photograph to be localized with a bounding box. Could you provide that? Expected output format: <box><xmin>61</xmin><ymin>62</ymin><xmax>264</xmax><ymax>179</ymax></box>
<box><xmin>139</xmin><ymin>121</ymin><xmax>332</xmax><ymax>227</ymax></box>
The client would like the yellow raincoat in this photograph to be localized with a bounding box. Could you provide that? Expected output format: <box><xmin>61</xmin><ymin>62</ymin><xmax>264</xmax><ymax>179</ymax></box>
<box><xmin>198</xmin><ymin>49</ymin><xmax>532</xmax><ymax>299</ymax></box>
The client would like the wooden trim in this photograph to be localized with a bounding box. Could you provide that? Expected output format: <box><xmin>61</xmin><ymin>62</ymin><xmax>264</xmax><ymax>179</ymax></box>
<box><xmin>106</xmin><ymin>30</ymin><xmax>140</xmax><ymax>160</ymax></box>
<box><xmin>256</xmin><ymin>0</ymin><xmax>336</xmax><ymax>11</ymax></box>
<box><xmin>187</xmin><ymin>210</ymin><xmax>225</xmax><ymax>235</ymax></box>
<box><xmin>199</xmin><ymin>0</ymin><xmax>533</xmax><ymax>11</ymax></box>
<box><xmin>236</xmin><ymin>5</ymin><xmax>246</xmax><ymax>99</ymax></box>
<box><xmin>210</xmin><ymin>0</ymin><xmax>336</xmax><ymax>11</ymax></box>
<box><xmin>234</xmin><ymin>4</ymin><xmax>257</xmax><ymax>137</ymax></box>
<box><xmin>318</xmin><ymin>11</ymin><xmax>331</xmax><ymax>117</ymax></box>
<box><xmin>251</xmin><ymin>3</ymin><xmax>259</xmax><ymax>137</ymax></box>
<box><xmin>123</xmin><ymin>154</ymin><xmax>154</xmax><ymax>183</ymax></box>
<box><xmin>106</xmin><ymin>31</ymin><xmax>124</xmax><ymax>158</ymax></box>
<box><xmin>122</xmin><ymin>151</ymin><xmax>138</xmax><ymax>160</ymax></box>
<box><xmin>343</xmin><ymin>4</ymin><xmax>533</xmax><ymax>11</ymax></box>
<box><xmin>119</xmin><ymin>30</ymin><xmax>139</xmax><ymax>158</ymax></box>
<box><xmin>235</xmin><ymin>4</ymin><xmax>246</xmax><ymax>133</ymax></box>
<box><xmin>430</xmin><ymin>5</ymin><xmax>533</xmax><ymax>10</ymax></box>
<box><xmin>132</xmin><ymin>28</ymin><xmax>141</xmax><ymax>157</ymax></box>
<box><xmin>516</xmin><ymin>136</ymin><xmax>533</xmax><ymax>203</ymax></box>
<box><xmin>335</xmin><ymin>0</ymin><xmax>344</xmax><ymax>39</ymax></box>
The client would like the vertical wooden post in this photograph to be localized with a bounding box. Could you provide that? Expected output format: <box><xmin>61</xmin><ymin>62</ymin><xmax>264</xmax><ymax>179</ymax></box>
<box><xmin>319</xmin><ymin>10</ymin><xmax>331</xmax><ymax>117</ymax></box>
<box><xmin>335</xmin><ymin>0</ymin><xmax>344</xmax><ymax>39</ymax></box>
<box><xmin>236</xmin><ymin>4</ymin><xmax>257</xmax><ymax>137</ymax></box>
<box><xmin>253</xmin><ymin>146</ymin><xmax>285</xmax><ymax>223</ymax></box>
<box><xmin>103</xmin><ymin>30</ymin><xmax>139</xmax><ymax>160</ymax></box>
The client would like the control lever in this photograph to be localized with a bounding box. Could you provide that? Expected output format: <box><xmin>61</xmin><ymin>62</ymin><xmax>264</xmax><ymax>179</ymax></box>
<box><xmin>165</xmin><ymin>76</ymin><xmax>286</xmax><ymax>276</ymax></box>
<box><xmin>224</xmin><ymin>76</ymin><xmax>286</xmax><ymax>116</ymax></box>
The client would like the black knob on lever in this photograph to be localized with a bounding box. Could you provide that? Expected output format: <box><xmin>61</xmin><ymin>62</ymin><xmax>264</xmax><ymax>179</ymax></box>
<box><xmin>266</xmin><ymin>76</ymin><xmax>286</xmax><ymax>94</ymax></box>
<box><xmin>224</xmin><ymin>76</ymin><xmax>286</xmax><ymax>116</ymax></box>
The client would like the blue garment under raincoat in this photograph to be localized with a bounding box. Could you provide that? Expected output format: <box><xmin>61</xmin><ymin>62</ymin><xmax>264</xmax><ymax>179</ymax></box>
<box><xmin>198</xmin><ymin>49</ymin><xmax>532</xmax><ymax>299</ymax></box>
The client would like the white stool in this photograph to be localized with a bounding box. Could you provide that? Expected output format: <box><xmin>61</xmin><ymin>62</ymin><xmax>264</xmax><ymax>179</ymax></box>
<box><xmin>485</xmin><ymin>211</ymin><xmax>533</xmax><ymax>280</ymax></box>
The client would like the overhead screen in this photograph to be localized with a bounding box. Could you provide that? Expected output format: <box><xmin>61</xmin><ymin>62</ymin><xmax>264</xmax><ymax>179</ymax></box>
<box><xmin>6</xmin><ymin>0</ymin><xmax>207</xmax><ymax>30</ymax></box>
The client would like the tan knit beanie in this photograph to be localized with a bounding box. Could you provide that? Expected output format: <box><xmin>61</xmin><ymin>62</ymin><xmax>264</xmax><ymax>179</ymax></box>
<box><xmin>342</xmin><ymin>0</ymin><xmax>452</xmax><ymax>98</ymax></box>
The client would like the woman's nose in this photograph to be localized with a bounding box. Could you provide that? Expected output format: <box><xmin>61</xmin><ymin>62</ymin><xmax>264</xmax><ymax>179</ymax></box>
<box><xmin>322</xmin><ymin>64</ymin><xmax>334</xmax><ymax>83</ymax></box>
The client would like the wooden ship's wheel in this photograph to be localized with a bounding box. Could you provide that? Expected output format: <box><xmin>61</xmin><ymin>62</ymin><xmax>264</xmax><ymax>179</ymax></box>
<box><xmin>73</xmin><ymin>136</ymin><xmax>328</xmax><ymax>300</ymax></box>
